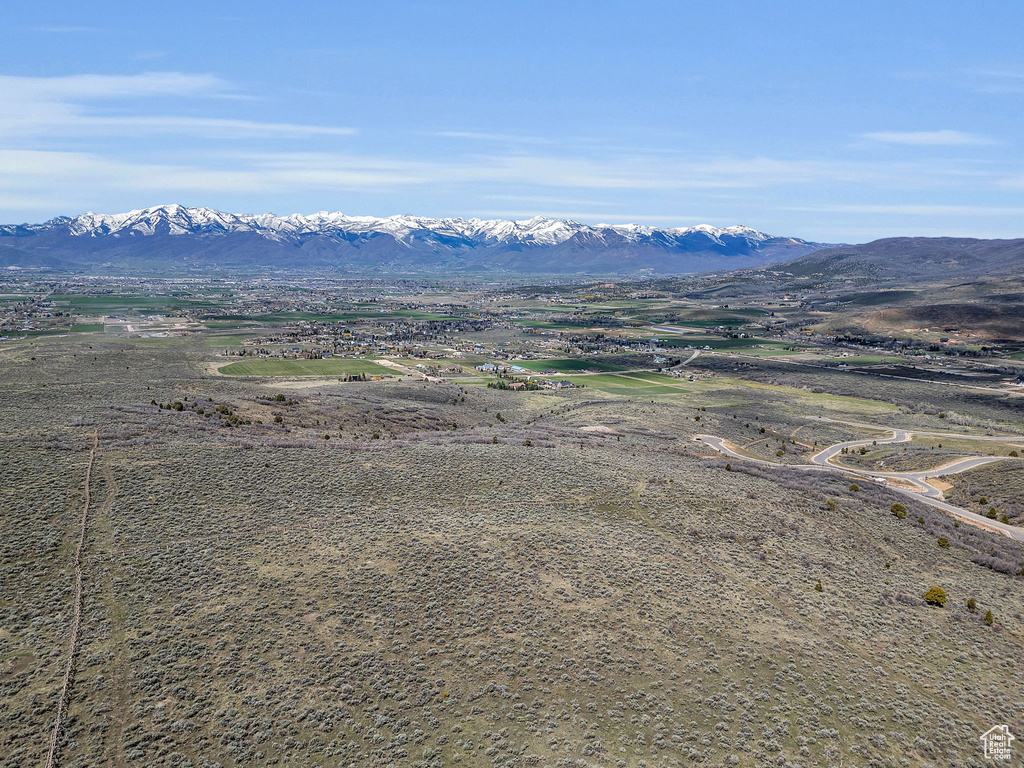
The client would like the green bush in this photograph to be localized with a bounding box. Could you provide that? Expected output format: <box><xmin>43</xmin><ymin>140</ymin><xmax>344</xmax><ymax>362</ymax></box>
<box><xmin>923</xmin><ymin>586</ymin><xmax>947</xmax><ymax>607</ymax></box>
<box><xmin>984</xmin><ymin>609</ymin><xmax>994</xmax><ymax>626</ymax></box>
<box><xmin>849</xmin><ymin>484</ymin><xmax>860</xmax><ymax>492</ymax></box>
<box><xmin>891</xmin><ymin>503</ymin><xmax>906</xmax><ymax>519</ymax></box>
<box><xmin>966</xmin><ymin>598</ymin><xmax>977</xmax><ymax>613</ymax></box>
<box><xmin>937</xmin><ymin>537</ymin><xmax>950</xmax><ymax>549</ymax></box>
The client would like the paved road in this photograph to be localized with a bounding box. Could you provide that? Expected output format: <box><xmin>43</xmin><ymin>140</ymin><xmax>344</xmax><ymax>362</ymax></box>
<box><xmin>810</xmin><ymin>429</ymin><xmax>912</xmax><ymax>466</ymax></box>
<box><xmin>807</xmin><ymin>415</ymin><xmax>1024</xmax><ymax>442</ymax></box>
<box><xmin>650</xmin><ymin>325</ymin><xmax>699</xmax><ymax>334</ymax></box>
<box><xmin>695</xmin><ymin>432</ymin><xmax>1024</xmax><ymax>542</ymax></box>
<box><xmin>671</xmin><ymin>350</ymin><xmax>701</xmax><ymax>368</ymax></box>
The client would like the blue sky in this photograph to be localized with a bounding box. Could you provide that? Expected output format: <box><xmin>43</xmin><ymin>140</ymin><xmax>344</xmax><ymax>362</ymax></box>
<box><xmin>3</xmin><ymin>0</ymin><xmax>1024</xmax><ymax>241</ymax></box>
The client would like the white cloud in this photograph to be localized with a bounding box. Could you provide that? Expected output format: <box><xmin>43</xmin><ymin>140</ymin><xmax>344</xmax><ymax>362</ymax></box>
<box><xmin>0</xmin><ymin>72</ymin><xmax>355</xmax><ymax>140</ymax></box>
<box><xmin>0</xmin><ymin>147</ymin><xmax>1013</xmax><ymax>210</ymax></box>
<box><xmin>862</xmin><ymin>129</ymin><xmax>993</xmax><ymax>146</ymax></box>
<box><xmin>0</xmin><ymin>72</ymin><xmax>230</xmax><ymax>100</ymax></box>
<box><xmin>39</xmin><ymin>116</ymin><xmax>356</xmax><ymax>138</ymax></box>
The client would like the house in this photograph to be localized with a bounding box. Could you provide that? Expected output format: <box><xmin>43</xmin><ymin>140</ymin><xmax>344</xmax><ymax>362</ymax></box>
<box><xmin>980</xmin><ymin>725</ymin><xmax>1014</xmax><ymax>760</ymax></box>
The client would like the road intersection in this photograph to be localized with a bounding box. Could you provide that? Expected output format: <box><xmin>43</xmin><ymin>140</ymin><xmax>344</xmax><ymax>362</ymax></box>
<box><xmin>696</xmin><ymin>417</ymin><xmax>1024</xmax><ymax>541</ymax></box>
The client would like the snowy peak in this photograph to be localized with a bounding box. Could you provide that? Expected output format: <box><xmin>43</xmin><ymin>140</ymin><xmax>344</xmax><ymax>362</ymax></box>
<box><xmin>30</xmin><ymin>205</ymin><xmax>798</xmax><ymax>250</ymax></box>
<box><xmin>0</xmin><ymin>205</ymin><xmax>830</xmax><ymax>275</ymax></box>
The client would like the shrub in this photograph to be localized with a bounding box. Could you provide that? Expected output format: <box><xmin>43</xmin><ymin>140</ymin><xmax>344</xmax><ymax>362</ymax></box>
<box><xmin>987</xmin><ymin>508</ymin><xmax>998</xmax><ymax>519</ymax></box>
<box><xmin>814</xmin><ymin>580</ymin><xmax>823</xmax><ymax>592</ymax></box>
<box><xmin>891</xmin><ymin>503</ymin><xmax>906</xmax><ymax>519</ymax></box>
<box><xmin>937</xmin><ymin>537</ymin><xmax>950</xmax><ymax>549</ymax></box>
<box><xmin>966</xmin><ymin>598</ymin><xmax>977</xmax><ymax>613</ymax></box>
<box><xmin>725</xmin><ymin>463</ymin><xmax>732</xmax><ymax>471</ymax></box>
<box><xmin>923</xmin><ymin>586</ymin><xmax>947</xmax><ymax>607</ymax></box>
<box><xmin>1010</xmin><ymin>451</ymin><xmax>1019</xmax><ymax>458</ymax></box>
<box><xmin>849</xmin><ymin>484</ymin><xmax>860</xmax><ymax>492</ymax></box>
<box><xmin>984</xmin><ymin>609</ymin><xmax>994</xmax><ymax>626</ymax></box>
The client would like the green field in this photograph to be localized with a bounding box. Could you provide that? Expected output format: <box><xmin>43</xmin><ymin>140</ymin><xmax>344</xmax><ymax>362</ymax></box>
<box><xmin>215</xmin><ymin>312</ymin><xmax>361</xmax><ymax>323</ymax></box>
<box><xmin>563</xmin><ymin>372</ymin><xmax>688</xmax><ymax>396</ymax></box>
<box><xmin>214</xmin><ymin>308</ymin><xmax>456</xmax><ymax>323</ymax></box>
<box><xmin>203</xmin><ymin>321</ymin><xmax>260</xmax><ymax>329</ymax></box>
<box><xmin>512</xmin><ymin>358</ymin><xmax>627</xmax><ymax>373</ymax></box>
<box><xmin>50</xmin><ymin>294</ymin><xmax>225</xmax><ymax>314</ymax></box>
<box><xmin>516</xmin><ymin>320</ymin><xmax>586</xmax><ymax>330</ymax></box>
<box><xmin>218</xmin><ymin>358</ymin><xmax>395</xmax><ymax>377</ymax></box>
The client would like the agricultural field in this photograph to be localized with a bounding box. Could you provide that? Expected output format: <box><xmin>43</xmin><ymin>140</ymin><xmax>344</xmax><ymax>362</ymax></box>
<box><xmin>507</xmin><ymin>359</ymin><xmax>627</xmax><ymax>373</ymax></box>
<box><xmin>2</xmin><ymin>278</ymin><xmax>1024</xmax><ymax>768</ymax></box>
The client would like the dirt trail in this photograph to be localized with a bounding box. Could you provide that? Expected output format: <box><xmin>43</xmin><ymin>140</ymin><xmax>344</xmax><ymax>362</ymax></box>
<box><xmin>45</xmin><ymin>431</ymin><xmax>98</xmax><ymax>768</ymax></box>
<box><xmin>93</xmin><ymin>462</ymin><xmax>128</xmax><ymax>768</ymax></box>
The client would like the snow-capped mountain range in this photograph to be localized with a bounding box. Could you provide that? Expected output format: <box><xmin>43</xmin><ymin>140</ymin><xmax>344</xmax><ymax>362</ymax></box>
<box><xmin>0</xmin><ymin>205</ymin><xmax>830</xmax><ymax>275</ymax></box>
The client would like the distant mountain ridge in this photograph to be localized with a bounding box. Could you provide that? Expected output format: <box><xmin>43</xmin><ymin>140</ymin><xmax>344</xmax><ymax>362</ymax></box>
<box><xmin>777</xmin><ymin>236</ymin><xmax>1024</xmax><ymax>280</ymax></box>
<box><xmin>0</xmin><ymin>204</ymin><xmax>828</xmax><ymax>275</ymax></box>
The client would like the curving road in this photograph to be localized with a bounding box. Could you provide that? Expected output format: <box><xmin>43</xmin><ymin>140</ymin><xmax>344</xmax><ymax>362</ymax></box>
<box><xmin>695</xmin><ymin>422</ymin><xmax>1024</xmax><ymax>542</ymax></box>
